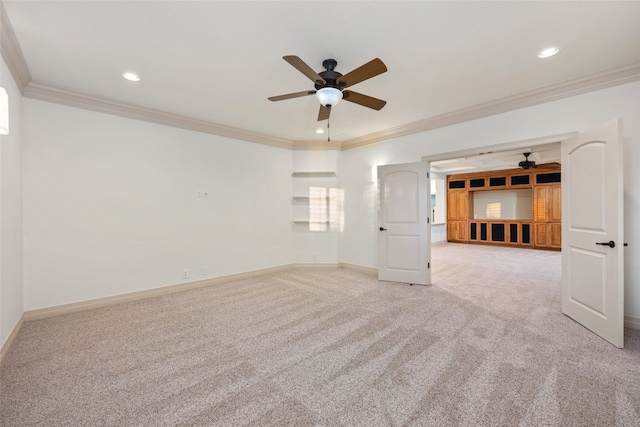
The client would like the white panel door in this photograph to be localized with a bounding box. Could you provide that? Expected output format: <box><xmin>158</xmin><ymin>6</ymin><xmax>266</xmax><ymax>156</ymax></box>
<box><xmin>378</xmin><ymin>162</ymin><xmax>430</xmax><ymax>285</ymax></box>
<box><xmin>561</xmin><ymin>119</ymin><xmax>624</xmax><ymax>348</ymax></box>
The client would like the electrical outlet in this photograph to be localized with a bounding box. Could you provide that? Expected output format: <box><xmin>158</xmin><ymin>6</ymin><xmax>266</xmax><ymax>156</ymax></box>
<box><xmin>202</xmin><ymin>266</ymin><xmax>209</xmax><ymax>276</ymax></box>
<box><xmin>182</xmin><ymin>269</ymin><xmax>189</xmax><ymax>279</ymax></box>
<box><xmin>312</xmin><ymin>254</ymin><xmax>317</xmax><ymax>261</ymax></box>
<box><xmin>202</xmin><ymin>191</ymin><xmax>209</xmax><ymax>198</ymax></box>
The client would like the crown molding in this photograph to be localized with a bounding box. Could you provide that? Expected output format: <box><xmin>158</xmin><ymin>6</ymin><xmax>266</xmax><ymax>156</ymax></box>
<box><xmin>20</xmin><ymin>60</ymin><xmax>639</xmax><ymax>151</ymax></box>
<box><xmin>341</xmin><ymin>62</ymin><xmax>640</xmax><ymax>150</ymax></box>
<box><xmin>23</xmin><ymin>83</ymin><xmax>294</xmax><ymax>149</ymax></box>
<box><xmin>292</xmin><ymin>140</ymin><xmax>342</xmax><ymax>150</ymax></box>
<box><xmin>0</xmin><ymin>2</ymin><xmax>31</xmax><ymax>93</ymax></box>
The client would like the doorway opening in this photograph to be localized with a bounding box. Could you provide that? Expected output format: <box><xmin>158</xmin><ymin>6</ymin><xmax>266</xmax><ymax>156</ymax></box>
<box><xmin>419</xmin><ymin>123</ymin><xmax>626</xmax><ymax>347</ymax></box>
<box><xmin>422</xmin><ymin>135</ymin><xmax>569</xmax><ymax>316</ymax></box>
<box><xmin>423</xmin><ymin>133</ymin><xmax>571</xmax><ymax>246</ymax></box>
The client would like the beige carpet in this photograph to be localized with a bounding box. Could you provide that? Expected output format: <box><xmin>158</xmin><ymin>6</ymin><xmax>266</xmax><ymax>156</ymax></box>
<box><xmin>1</xmin><ymin>242</ymin><xmax>639</xmax><ymax>426</ymax></box>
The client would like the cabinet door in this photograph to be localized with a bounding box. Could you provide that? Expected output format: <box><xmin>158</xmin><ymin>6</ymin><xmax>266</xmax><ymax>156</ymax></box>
<box><xmin>550</xmin><ymin>223</ymin><xmax>562</xmax><ymax>248</ymax></box>
<box><xmin>447</xmin><ymin>191</ymin><xmax>468</xmax><ymax>221</ymax></box>
<box><xmin>533</xmin><ymin>187</ymin><xmax>548</xmax><ymax>221</ymax></box>
<box><xmin>447</xmin><ymin>192</ymin><xmax>458</xmax><ymax>220</ymax></box>
<box><xmin>535</xmin><ymin>223</ymin><xmax>548</xmax><ymax>247</ymax></box>
<box><xmin>548</xmin><ymin>185</ymin><xmax>562</xmax><ymax>222</ymax></box>
<box><xmin>457</xmin><ymin>192</ymin><xmax>468</xmax><ymax>219</ymax></box>
<box><xmin>447</xmin><ymin>221</ymin><xmax>468</xmax><ymax>242</ymax></box>
<box><xmin>447</xmin><ymin>221</ymin><xmax>457</xmax><ymax>241</ymax></box>
<box><xmin>457</xmin><ymin>221</ymin><xmax>468</xmax><ymax>241</ymax></box>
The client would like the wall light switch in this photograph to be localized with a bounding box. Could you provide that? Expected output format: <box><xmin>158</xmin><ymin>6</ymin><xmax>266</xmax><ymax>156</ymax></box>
<box><xmin>202</xmin><ymin>191</ymin><xmax>209</xmax><ymax>198</ymax></box>
<box><xmin>196</xmin><ymin>190</ymin><xmax>202</xmax><ymax>198</ymax></box>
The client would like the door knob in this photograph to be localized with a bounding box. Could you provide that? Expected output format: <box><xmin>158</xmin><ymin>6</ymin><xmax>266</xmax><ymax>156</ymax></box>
<box><xmin>379</xmin><ymin>227</ymin><xmax>387</xmax><ymax>231</ymax></box>
<box><xmin>596</xmin><ymin>240</ymin><xmax>615</xmax><ymax>248</ymax></box>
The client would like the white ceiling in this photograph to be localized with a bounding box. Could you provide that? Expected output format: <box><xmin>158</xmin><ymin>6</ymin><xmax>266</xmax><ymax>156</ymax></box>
<box><xmin>2</xmin><ymin>1</ymin><xmax>639</xmax><ymax>145</ymax></box>
<box><xmin>430</xmin><ymin>142</ymin><xmax>561</xmax><ymax>175</ymax></box>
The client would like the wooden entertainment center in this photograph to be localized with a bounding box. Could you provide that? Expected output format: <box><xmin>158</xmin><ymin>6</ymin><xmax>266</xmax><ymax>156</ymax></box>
<box><xmin>446</xmin><ymin>163</ymin><xmax>561</xmax><ymax>250</ymax></box>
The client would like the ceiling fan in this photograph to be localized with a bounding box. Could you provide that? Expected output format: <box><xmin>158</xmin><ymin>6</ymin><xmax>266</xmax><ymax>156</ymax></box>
<box><xmin>268</xmin><ymin>55</ymin><xmax>387</xmax><ymax>121</ymax></box>
<box><xmin>518</xmin><ymin>152</ymin><xmax>537</xmax><ymax>169</ymax></box>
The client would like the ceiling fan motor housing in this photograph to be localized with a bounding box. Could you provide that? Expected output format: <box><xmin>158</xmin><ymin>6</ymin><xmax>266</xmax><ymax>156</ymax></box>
<box><xmin>314</xmin><ymin>59</ymin><xmax>344</xmax><ymax>90</ymax></box>
<box><xmin>519</xmin><ymin>152</ymin><xmax>536</xmax><ymax>169</ymax></box>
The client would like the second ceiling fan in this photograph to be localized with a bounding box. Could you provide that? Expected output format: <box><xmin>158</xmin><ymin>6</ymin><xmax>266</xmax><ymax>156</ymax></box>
<box><xmin>268</xmin><ymin>55</ymin><xmax>387</xmax><ymax>121</ymax></box>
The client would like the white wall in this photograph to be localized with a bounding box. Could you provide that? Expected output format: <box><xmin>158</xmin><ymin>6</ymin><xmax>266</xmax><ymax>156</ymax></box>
<box><xmin>341</xmin><ymin>82</ymin><xmax>640</xmax><ymax>319</ymax></box>
<box><xmin>0</xmin><ymin>57</ymin><xmax>24</xmax><ymax>346</ymax></box>
<box><xmin>22</xmin><ymin>99</ymin><xmax>293</xmax><ymax>310</ymax></box>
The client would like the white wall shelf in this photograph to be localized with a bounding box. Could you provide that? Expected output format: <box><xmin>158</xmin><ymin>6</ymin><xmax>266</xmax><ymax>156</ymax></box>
<box><xmin>291</xmin><ymin>172</ymin><xmax>337</xmax><ymax>178</ymax></box>
<box><xmin>293</xmin><ymin>220</ymin><xmax>333</xmax><ymax>225</ymax></box>
<box><xmin>292</xmin><ymin>196</ymin><xmax>336</xmax><ymax>202</ymax></box>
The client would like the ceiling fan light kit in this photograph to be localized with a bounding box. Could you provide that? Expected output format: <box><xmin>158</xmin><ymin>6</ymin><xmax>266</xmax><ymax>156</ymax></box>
<box><xmin>268</xmin><ymin>55</ymin><xmax>388</xmax><ymax>123</ymax></box>
<box><xmin>316</xmin><ymin>87</ymin><xmax>342</xmax><ymax>107</ymax></box>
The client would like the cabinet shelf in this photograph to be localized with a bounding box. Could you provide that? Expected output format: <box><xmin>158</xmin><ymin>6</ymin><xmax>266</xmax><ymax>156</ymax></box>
<box><xmin>292</xmin><ymin>196</ymin><xmax>336</xmax><ymax>202</ymax></box>
<box><xmin>291</xmin><ymin>172</ymin><xmax>337</xmax><ymax>178</ymax></box>
<box><xmin>293</xmin><ymin>220</ymin><xmax>333</xmax><ymax>225</ymax></box>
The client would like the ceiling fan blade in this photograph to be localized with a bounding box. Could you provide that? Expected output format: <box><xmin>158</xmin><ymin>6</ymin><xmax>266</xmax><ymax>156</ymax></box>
<box><xmin>338</xmin><ymin>58</ymin><xmax>387</xmax><ymax>88</ymax></box>
<box><xmin>283</xmin><ymin>55</ymin><xmax>326</xmax><ymax>84</ymax></box>
<box><xmin>318</xmin><ymin>105</ymin><xmax>331</xmax><ymax>121</ymax></box>
<box><xmin>268</xmin><ymin>90</ymin><xmax>316</xmax><ymax>102</ymax></box>
<box><xmin>342</xmin><ymin>91</ymin><xmax>386</xmax><ymax>110</ymax></box>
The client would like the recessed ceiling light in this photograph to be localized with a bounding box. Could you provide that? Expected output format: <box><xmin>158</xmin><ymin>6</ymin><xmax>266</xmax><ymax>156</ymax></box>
<box><xmin>538</xmin><ymin>47</ymin><xmax>559</xmax><ymax>59</ymax></box>
<box><xmin>316</xmin><ymin>128</ymin><xmax>325</xmax><ymax>134</ymax></box>
<box><xmin>122</xmin><ymin>72</ymin><xmax>141</xmax><ymax>82</ymax></box>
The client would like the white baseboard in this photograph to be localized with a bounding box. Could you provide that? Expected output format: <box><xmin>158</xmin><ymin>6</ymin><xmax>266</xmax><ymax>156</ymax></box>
<box><xmin>292</xmin><ymin>263</ymin><xmax>340</xmax><ymax>269</ymax></box>
<box><xmin>22</xmin><ymin>263</ymin><xmax>355</xmax><ymax>322</ymax></box>
<box><xmin>23</xmin><ymin>264</ymin><xmax>293</xmax><ymax>322</ymax></box>
<box><xmin>23</xmin><ymin>263</ymin><xmax>367</xmax><ymax>323</ymax></box>
<box><xmin>340</xmin><ymin>263</ymin><xmax>377</xmax><ymax>275</ymax></box>
<box><xmin>625</xmin><ymin>316</ymin><xmax>640</xmax><ymax>331</ymax></box>
<box><xmin>0</xmin><ymin>313</ymin><xmax>24</xmax><ymax>364</ymax></box>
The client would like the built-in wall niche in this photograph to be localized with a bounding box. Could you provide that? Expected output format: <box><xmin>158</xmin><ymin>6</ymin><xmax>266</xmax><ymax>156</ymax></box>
<box><xmin>472</xmin><ymin>189</ymin><xmax>533</xmax><ymax>220</ymax></box>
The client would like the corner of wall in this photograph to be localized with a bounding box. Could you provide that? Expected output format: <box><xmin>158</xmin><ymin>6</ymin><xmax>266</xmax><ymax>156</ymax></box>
<box><xmin>0</xmin><ymin>55</ymin><xmax>25</xmax><ymax>352</ymax></box>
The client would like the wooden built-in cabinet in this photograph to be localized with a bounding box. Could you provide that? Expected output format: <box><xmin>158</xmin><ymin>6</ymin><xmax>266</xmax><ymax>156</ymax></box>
<box><xmin>446</xmin><ymin>188</ymin><xmax>469</xmax><ymax>242</ymax></box>
<box><xmin>533</xmin><ymin>184</ymin><xmax>561</xmax><ymax>248</ymax></box>
<box><xmin>446</xmin><ymin>164</ymin><xmax>561</xmax><ymax>250</ymax></box>
<box><xmin>468</xmin><ymin>221</ymin><xmax>533</xmax><ymax>246</ymax></box>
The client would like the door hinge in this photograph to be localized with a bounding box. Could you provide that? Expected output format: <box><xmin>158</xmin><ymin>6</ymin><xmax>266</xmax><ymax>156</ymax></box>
<box><xmin>428</xmin><ymin>262</ymin><xmax>430</xmax><ymax>269</ymax></box>
<box><xmin>427</xmin><ymin>217</ymin><xmax>430</xmax><ymax>224</ymax></box>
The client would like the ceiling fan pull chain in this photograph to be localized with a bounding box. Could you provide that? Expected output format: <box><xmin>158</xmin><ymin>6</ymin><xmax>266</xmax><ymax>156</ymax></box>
<box><xmin>327</xmin><ymin>117</ymin><xmax>331</xmax><ymax>142</ymax></box>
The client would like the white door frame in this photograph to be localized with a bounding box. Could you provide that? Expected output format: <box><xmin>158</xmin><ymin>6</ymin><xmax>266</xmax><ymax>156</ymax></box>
<box><xmin>421</xmin><ymin>129</ymin><xmax>631</xmax><ymax>331</ymax></box>
<box><xmin>421</xmin><ymin>132</ymin><xmax>577</xmax><ymax>165</ymax></box>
